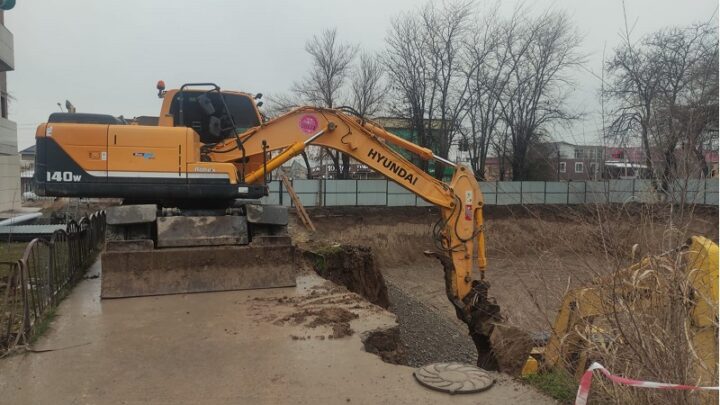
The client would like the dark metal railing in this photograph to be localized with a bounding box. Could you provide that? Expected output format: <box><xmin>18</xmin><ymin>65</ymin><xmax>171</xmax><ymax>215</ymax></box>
<box><xmin>0</xmin><ymin>211</ymin><xmax>105</xmax><ymax>353</ymax></box>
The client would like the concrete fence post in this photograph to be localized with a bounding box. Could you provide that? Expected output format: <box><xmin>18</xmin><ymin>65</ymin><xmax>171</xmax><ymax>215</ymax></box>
<box><xmin>566</xmin><ymin>182</ymin><xmax>570</xmax><ymax>205</ymax></box>
<box><xmin>278</xmin><ymin>180</ymin><xmax>283</xmax><ymax>206</ymax></box>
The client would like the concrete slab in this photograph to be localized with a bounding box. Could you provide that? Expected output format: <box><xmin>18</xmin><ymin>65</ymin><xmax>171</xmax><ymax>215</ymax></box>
<box><xmin>0</xmin><ymin>259</ymin><xmax>556</xmax><ymax>405</ymax></box>
<box><xmin>106</xmin><ymin>204</ymin><xmax>157</xmax><ymax>225</ymax></box>
<box><xmin>156</xmin><ymin>215</ymin><xmax>248</xmax><ymax>247</ymax></box>
<box><xmin>246</xmin><ymin>204</ymin><xmax>288</xmax><ymax>225</ymax></box>
<box><xmin>105</xmin><ymin>239</ymin><xmax>154</xmax><ymax>251</ymax></box>
<box><xmin>101</xmin><ymin>245</ymin><xmax>295</xmax><ymax>298</ymax></box>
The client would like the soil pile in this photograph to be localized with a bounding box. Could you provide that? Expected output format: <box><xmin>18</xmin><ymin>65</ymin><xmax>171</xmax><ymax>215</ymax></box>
<box><xmin>361</xmin><ymin>326</ymin><xmax>407</xmax><ymax>365</ymax></box>
<box><xmin>275</xmin><ymin>307</ymin><xmax>359</xmax><ymax>339</ymax></box>
<box><xmin>489</xmin><ymin>324</ymin><xmax>535</xmax><ymax>375</ymax></box>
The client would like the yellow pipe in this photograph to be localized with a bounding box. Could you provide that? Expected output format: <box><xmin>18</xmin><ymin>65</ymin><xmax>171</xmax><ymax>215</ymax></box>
<box><xmin>244</xmin><ymin>141</ymin><xmax>305</xmax><ymax>184</ymax></box>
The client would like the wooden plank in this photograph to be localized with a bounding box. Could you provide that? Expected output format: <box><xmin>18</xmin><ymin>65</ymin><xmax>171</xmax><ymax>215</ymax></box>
<box><xmin>280</xmin><ymin>175</ymin><xmax>316</xmax><ymax>232</ymax></box>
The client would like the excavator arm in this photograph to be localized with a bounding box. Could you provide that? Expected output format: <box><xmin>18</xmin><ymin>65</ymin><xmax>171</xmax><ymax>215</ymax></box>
<box><xmin>209</xmin><ymin>107</ymin><xmax>501</xmax><ymax>366</ymax></box>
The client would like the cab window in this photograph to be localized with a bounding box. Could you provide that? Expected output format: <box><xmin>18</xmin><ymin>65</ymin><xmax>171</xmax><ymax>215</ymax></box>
<box><xmin>169</xmin><ymin>91</ymin><xmax>259</xmax><ymax>143</ymax></box>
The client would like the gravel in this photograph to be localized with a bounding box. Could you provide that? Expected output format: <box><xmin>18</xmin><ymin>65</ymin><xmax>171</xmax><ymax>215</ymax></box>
<box><xmin>386</xmin><ymin>281</ymin><xmax>477</xmax><ymax>367</ymax></box>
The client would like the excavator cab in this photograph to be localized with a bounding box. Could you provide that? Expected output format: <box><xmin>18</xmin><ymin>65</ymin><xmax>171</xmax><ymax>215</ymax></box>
<box><xmin>164</xmin><ymin>83</ymin><xmax>262</xmax><ymax>143</ymax></box>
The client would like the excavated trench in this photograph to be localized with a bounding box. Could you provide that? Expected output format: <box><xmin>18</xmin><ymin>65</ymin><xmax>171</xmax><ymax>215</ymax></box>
<box><xmin>300</xmin><ymin>245</ymin><xmax>409</xmax><ymax>364</ymax></box>
<box><xmin>301</xmin><ymin>243</ymin><xmax>530</xmax><ymax>371</ymax></box>
<box><xmin>294</xmin><ymin>205</ymin><xmax>720</xmax><ymax>379</ymax></box>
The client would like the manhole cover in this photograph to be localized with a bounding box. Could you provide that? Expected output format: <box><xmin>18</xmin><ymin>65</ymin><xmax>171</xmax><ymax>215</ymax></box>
<box><xmin>413</xmin><ymin>362</ymin><xmax>495</xmax><ymax>394</ymax></box>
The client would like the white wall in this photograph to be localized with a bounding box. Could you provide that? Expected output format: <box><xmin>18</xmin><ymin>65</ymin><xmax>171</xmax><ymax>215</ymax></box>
<box><xmin>0</xmin><ymin>153</ymin><xmax>20</xmax><ymax>211</ymax></box>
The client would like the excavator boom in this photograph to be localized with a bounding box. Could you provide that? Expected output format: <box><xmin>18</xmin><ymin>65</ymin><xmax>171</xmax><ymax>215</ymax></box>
<box><xmin>207</xmin><ymin>107</ymin><xmax>500</xmax><ymax>365</ymax></box>
<box><xmin>210</xmin><ymin>107</ymin><xmax>486</xmax><ymax>298</ymax></box>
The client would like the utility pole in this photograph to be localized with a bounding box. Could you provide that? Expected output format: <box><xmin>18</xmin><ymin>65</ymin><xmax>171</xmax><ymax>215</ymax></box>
<box><xmin>556</xmin><ymin>144</ymin><xmax>561</xmax><ymax>181</ymax></box>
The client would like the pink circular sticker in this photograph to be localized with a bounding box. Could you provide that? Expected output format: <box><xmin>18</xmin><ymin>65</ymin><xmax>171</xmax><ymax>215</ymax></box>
<box><xmin>299</xmin><ymin>114</ymin><xmax>319</xmax><ymax>134</ymax></box>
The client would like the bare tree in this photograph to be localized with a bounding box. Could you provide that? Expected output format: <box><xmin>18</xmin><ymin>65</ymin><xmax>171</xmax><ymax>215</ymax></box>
<box><xmin>265</xmin><ymin>93</ymin><xmax>302</xmax><ymax>118</ymax></box>
<box><xmin>293</xmin><ymin>28</ymin><xmax>357</xmax><ymax>178</ymax></box>
<box><xmin>350</xmin><ymin>52</ymin><xmax>387</xmax><ymax>117</ymax></box>
<box><xmin>421</xmin><ymin>0</ymin><xmax>474</xmax><ymax>179</ymax></box>
<box><xmin>606</xmin><ymin>11</ymin><xmax>718</xmax><ymax>191</ymax></box>
<box><xmin>649</xmin><ymin>23</ymin><xmax>718</xmax><ymax>189</ymax></box>
<box><xmin>294</xmin><ymin>28</ymin><xmax>357</xmax><ymax>108</ymax></box>
<box><xmin>385</xmin><ymin>9</ymin><xmax>434</xmax><ymax>171</ymax></box>
<box><xmin>499</xmin><ymin>9</ymin><xmax>583</xmax><ymax>181</ymax></box>
<box><xmin>384</xmin><ymin>1</ymin><xmax>473</xmax><ymax>179</ymax></box>
<box><xmin>459</xmin><ymin>5</ymin><xmax>518</xmax><ymax>180</ymax></box>
<box><xmin>683</xmin><ymin>33</ymin><xmax>719</xmax><ymax>176</ymax></box>
<box><xmin>604</xmin><ymin>9</ymin><xmax>662</xmax><ymax>183</ymax></box>
<box><xmin>491</xmin><ymin>127</ymin><xmax>511</xmax><ymax>180</ymax></box>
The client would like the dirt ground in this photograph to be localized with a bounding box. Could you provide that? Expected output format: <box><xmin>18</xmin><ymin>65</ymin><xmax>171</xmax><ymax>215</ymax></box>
<box><xmin>292</xmin><ymin>204</ymin><xmax>719</xmax><ymax>338</ymax></box>
<box><xmin>0</xmin><ymin>259</ymin><xmax>556</xmax><ymax>405</ymax></box>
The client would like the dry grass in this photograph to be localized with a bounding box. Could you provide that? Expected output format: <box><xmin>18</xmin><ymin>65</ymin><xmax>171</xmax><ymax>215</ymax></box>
<box><xmin>527</xmin><ymin>204</ymin><xmax>718</xmax><ymax>405</ymax></box>
<box><xmin>0</xmin><ymin>242</ymin><xmax>26</xmax><ymax>288</ymax></box>
<box><xmin>0</xmin><ymin>242</ymin><xmax>27</xmax><ymax>263</ymax></box>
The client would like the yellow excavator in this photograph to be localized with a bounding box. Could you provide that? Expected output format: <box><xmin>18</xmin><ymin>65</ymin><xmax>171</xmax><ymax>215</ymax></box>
<box><xmin>537</xmin><ymin>236</ymin><xmax>718</xmax><ymax>388</ymax></box>
<box><xmin>34</xmin><ymin>82</ymin><xmax>500</xmax><ymax>367</ymax></box>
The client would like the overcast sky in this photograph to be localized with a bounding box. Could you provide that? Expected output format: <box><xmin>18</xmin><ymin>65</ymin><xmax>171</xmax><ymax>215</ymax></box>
<box><xmin>7</xmin><ymin>0</ymin><xmax>718</xmax><ymax>150</ymax></box>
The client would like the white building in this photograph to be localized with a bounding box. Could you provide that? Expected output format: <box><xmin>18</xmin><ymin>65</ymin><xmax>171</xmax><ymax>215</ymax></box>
<box><xmin>0</xmin><ymin>9</ymin><xmax>19</xmax><ymax>212</ymax></box>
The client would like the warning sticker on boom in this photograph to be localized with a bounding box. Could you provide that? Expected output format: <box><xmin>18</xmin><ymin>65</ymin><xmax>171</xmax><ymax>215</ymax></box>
<box><xmin>299</xmin><ymin>115</ymin><xmax>319</xmax><ymax>134</ymax></box>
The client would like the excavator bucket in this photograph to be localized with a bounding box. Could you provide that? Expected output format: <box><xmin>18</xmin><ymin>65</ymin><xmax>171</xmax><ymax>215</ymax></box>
<box><xmin>100</xmin><ymin>204</ymin><xmax>296</xmax><ymax>298</ymax></box>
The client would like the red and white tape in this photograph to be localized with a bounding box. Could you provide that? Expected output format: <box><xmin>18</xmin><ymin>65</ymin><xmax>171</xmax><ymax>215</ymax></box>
<box><xmin>575</xmin><ymin>362</ymin><xmax>719</xmax><ymax>405</ymax></box>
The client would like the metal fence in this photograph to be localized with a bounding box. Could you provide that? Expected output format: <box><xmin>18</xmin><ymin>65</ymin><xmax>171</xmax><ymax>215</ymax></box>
<box><xmin>261</xmin><ymin>178</ymin><xmax>719</xmax><ymax>207</ymax></box>
<box><xmin>0</xmin><ymin>211</ymin><xmax>106</xmax><ymax>353</ymax></box>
